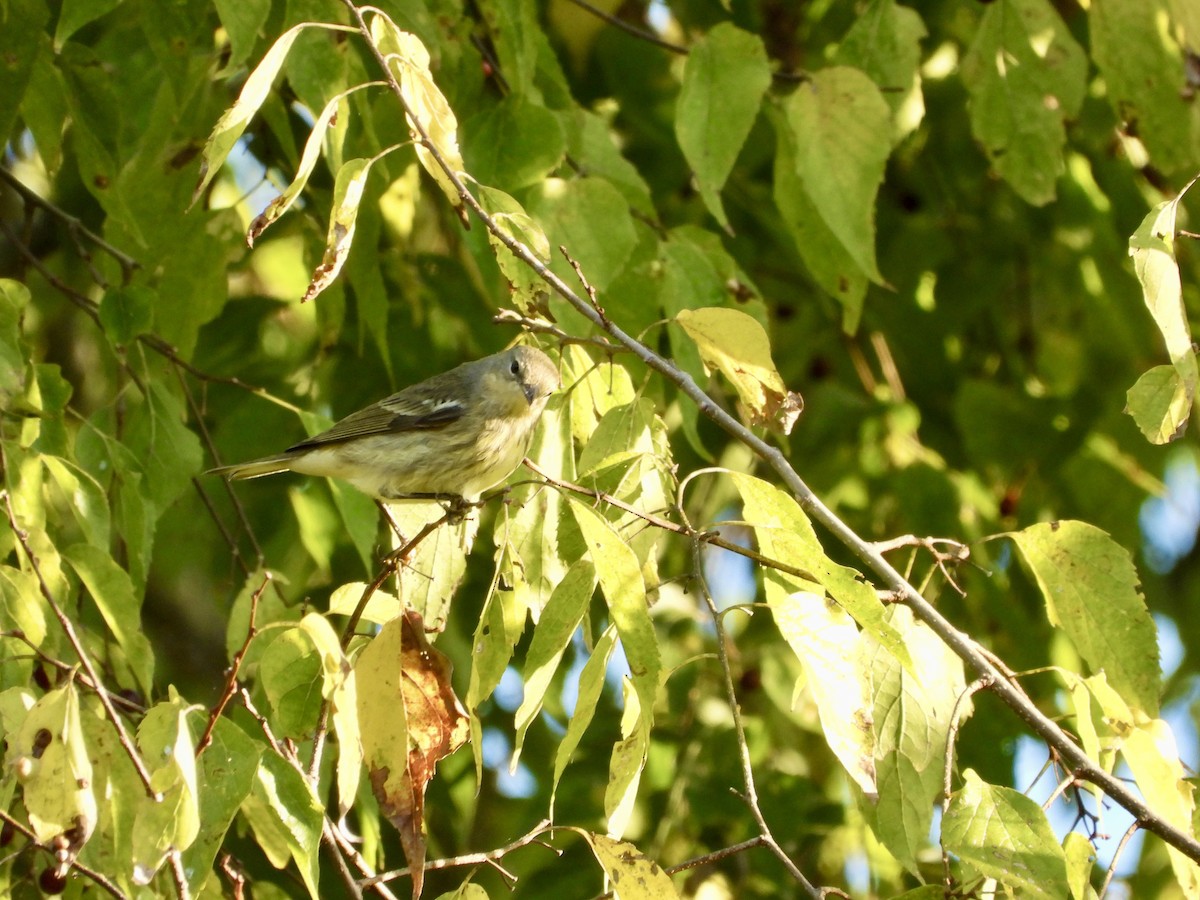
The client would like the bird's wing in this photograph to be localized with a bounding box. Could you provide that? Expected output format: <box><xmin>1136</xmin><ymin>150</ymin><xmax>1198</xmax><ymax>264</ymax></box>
<box><xmin>287</xmin><ymin>391</ymin><xmax>464</xmax><ymax>451</ymax></box>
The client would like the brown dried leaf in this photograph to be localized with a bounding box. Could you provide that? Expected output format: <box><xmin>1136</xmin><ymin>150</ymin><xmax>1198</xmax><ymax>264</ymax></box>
<box><xmin>355</xmin><ymin>610</ymin><xmax>469</xmax><ymax>899</ymax></box>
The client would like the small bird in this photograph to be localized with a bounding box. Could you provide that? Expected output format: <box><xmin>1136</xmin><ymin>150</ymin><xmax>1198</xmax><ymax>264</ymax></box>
<box><xmin>210</xmin><ymin>345</ymin><xmax>560</xmax><ymax>502</ymax></box>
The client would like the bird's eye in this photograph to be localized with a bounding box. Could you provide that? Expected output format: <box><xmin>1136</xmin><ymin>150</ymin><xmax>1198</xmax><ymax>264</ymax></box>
<box><xmin>510</xmin><ymin>359</ymin><xmax>521</xmax><ymax>376</ymax></box>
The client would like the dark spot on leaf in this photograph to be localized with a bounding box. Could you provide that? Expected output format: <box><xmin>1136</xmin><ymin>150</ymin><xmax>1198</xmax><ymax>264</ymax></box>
<box><xmin>32</xmin><ymin>728</ymin><xmax>52</xmax><ymax>759</ymax></box>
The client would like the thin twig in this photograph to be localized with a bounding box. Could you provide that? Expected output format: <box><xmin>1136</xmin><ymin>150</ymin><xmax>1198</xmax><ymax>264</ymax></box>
<box><xmin>322</xmin><ymin>822</ymin><xmax>365</xmax><ymax>900</ymax></box>
<box><xmin>362</xmin><ymin>818</ymin><xmax>556</xmax><ymax>887</ymax></box>
<box><xmin>166</xmin><ymin>849</ymin><xmax>192</xmax><ymax>900</ymax></box>
<box><xmin>492</xmin><ymin>309</ymin><xmax>623</xmax><ymax>354</ymax></box>
<box><xmin>0</xmin><ymin>630</ymin><xmax>146</xmax><ymax>714</ymax></box>
<box><xmin>560</xmin><ymin>245</ymin><xmax>607</xmax><ymax>324</ymax></box>
<box><xmin>0</xmin><ymin>452</ymin><xmax>158</xmax><ymax>798</ymax></box>
<box><xmin>0</xmin><ymin>167</ymin><xmax>140</xmax><ymax>280</ymax></box>
<box><xmin>1099</xmin><ymin>819</ymin><xmax>1141</xmax><ymax>898</ymax></box>
<box><xmin>326</xmin><ymin>820</ymin><xmax>402</xmax><ymax>899</ymax></box>
<box><xmin>196</xmin><ymin>574</ymin><xmax>269</xmax><ymax>756</ymax></box>
<box><xmin>563</xmin><ymin>0</ymin><xmax>687</xmax><ymax>54</ymax></box>
<box><xmin>522</xmin><ymin>458</ymin><xmax>821</xmax><ymax>585</ymax></box>
<box><xmin>691</xmin><ymin>541</ymin><xmax>823</xmax><ymax>899</ymax></box>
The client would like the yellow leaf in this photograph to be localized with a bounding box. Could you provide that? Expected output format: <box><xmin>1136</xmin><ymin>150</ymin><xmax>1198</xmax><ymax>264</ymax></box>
<box><xmin>676</xmin><ymin>307</ymin><xmax>803</xmax><ymax>434</ymax></box>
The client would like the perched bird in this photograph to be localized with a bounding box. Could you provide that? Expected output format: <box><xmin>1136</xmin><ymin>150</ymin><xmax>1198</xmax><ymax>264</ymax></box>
<box><xmin>210</xmin><ymin>345</ymin><xmax>560</xmax><ymax>501</ymax></box>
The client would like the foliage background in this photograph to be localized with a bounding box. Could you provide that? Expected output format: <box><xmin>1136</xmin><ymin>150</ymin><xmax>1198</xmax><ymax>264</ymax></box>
<box><xmin>2</xmin><ymin>0</ymin><xmax>1200</xmax><ymax>897</ymax></box>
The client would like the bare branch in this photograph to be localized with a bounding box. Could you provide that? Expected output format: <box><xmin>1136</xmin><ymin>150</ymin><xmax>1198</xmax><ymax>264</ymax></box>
<box><xmin>361</xmin><ymin>818</ymin><xmax>556</xmax><ymax>888</ymax></box>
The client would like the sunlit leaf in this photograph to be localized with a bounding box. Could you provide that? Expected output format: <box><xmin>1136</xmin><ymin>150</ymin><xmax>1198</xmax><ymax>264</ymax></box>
<box><xmin>551</xmin><ymin>626</ymin><xmax>618</xmax><ymax>812</ymax></box>
<box><xmin>12</xmin><ymin>682</ymin><xmax>97</xmax><ymax>845</ymax></box>
<box><xmin>676</xmin><ymin>307</ymin><xmax>803</xmax><ymax>434</ymax></box>
<box><xmin>582</xmin><ymin>831</ymin><xmax>680</xmax><ymax>899</ymax></box>
<box><xmin>192</xmin><ymin>22</ymin><xmax>336</xmax><ymax>204</ymax></box>
<box><xmin>1125</xmin><ymin>189</ymin><xmax>1199</xmax><ymax>442</ymax></box>
<box><xmin>1008</xmin><ymin>520</ymin><xmax>1160</xmax><ymax>714</ymax></box>
<box><xmin>368</xmin><ymin>13</ymin><xmax>466</xmax><ymax>209</ymax></box>
<box><xmin>302</xmin><ymin>156</ymin><xmax>374</xmax><ymax>303</ymax></box>
<box><xmin>772</xmin><ymin>591</ymin><xmax>876</xmax><ymax>796</ymax></box>
<box><xmin>730</xmin><ymin>472</ymin><xmax>911</xmax><ymax>670</ymax></box>
<box><xmin>943</xmin><ymin>770</ymin><xmax>1069</xmax><ymax>899</ymax></box>
<box><xmin>131</xmin><ymin>692</ymin><xmax>201</xmax><ymax>884</ymax></box>
<box><xmin>1121</xmin><ymin>720</ymin><xmax>1200</xmax><ymax>896</ymax></box>
<box><xmin>512</xmin><ymin>562</ymin><xmax>595</xmax><ymax>765</ymax></box>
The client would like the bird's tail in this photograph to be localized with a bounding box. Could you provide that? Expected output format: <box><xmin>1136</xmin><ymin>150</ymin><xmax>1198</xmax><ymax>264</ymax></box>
<box><xmin>207</xmin><ymin>454</ymin><xmax>296</xmax><ymax>481</ymax></box>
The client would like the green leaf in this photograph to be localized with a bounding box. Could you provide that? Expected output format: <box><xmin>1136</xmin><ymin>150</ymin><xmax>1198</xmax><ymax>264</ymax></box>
<box><xmin>1007</xmin><ymin>520</ymin><xmax>1160</xmax><ymax>714</ymax></box>
<box><xmin>0</xmin><ymin>567</ymin><xmax>48</xmax><ymax>690</ymax></box>
<box><xmin>192</xmin><ymin>22</ymin><xmax>324</xmax><ymax>203</ymax></box>
<box><xmin>730</xmin><ymin>472</ymin><xmax>912</xmax><ymax>670</ymax></box>
<box><xmin>676</xmin><ymin>307</ymin><xmax>803</xmax><ymax>434</ymax></box>
<box><xmin>1063</xmin><ymin>831</ymin><xmax>1096</xmax><ymax>900</ymax></box>
<box><xmin>1126</xmin><ymin>192</ymin><xmax>1198</xmax><ymax>443</ymax></box>
<box><xmin>124</xmin><ymin>381</ymin><xmax>204</xmax><ymax>514</ymax></box>
<box><xmin>54</xmin><ymin>0</ymin><xmax>122</xmax><ymax>50</ymax></box>
<box><xmin>771</xmin><ymin>591</ymin><xmax>876</xmax><ymax>796</ymax></box>
<box><xmin>387</xmin><ymin>500</ymin><xmax>479</xmax><ymax>632</ymax></box>
<box><xmin>326</xmin><ymin>477</ymin><xmax>380</xmax><ymax>575</ymax></box>
<box><xmin>551</xmin><ymin>625</ymin><xmax>618</xmax><ymax>811</ymax></box>
<box><xmin>467</xmin><ymin>97</ymin><xmax>566</xmax><ymax>190</ymax></box>
<box><xmin>258</xmin><ymin>624</ymin><xmax>324</xmax><ymax>739</ymax></box>
<box><xmin>1126</xmin><ymin>365</ymin><xmax>1192</xmax><ymax>444</ymax></box>
<box><xmin>42</xmin><ymin>456</ymin><xmax>110</xmax><ymax>550</ymax></box>
<box><xmin>368</xmin><ymin>12</ymin><xmax>466</xmax><ymax>208</ymax></box>
<box><xmin>675</xmin><ymin>23</ymin><xmax>771</xmax><ymax>230</ymax></box>
<box><xmin>1121</xmin><ymin>720</ymin><xmax>1200</xmax><ymax>896</ymax></box>
<box><xmin>943</xmin><ymin>770</ymin><xmax>1069</xmax><ymax>900</ymax></box>
<box><xmin>1091</xmin><ymin>0</ymin><xmax>1197</xmax><ymax>172</ymax></box>
<box><xmin>62</xmin><ymin>543</ymin><xmax>155</xmax><ymax>696</ymax></box>
<box><xmin>502</xmin><ymin>399</ymin><xmax>573</xmax><ymax>617</ymax></box>
<box><xmin>513</xmin><ymin>562</ymin><xmax>596</xmax><ymax>765</ymax></box>
<box><xmin>961</xmin><ymin>0</ymin><xmax>1087</xmax><ymax>205</ymax></box>
<box><xmin>98</xmin><ymin>285</ymin><xmax>154</xmax><ymax>345</ymax></box>
<box><xmin>181</xmin><ymin>718</ymin><xmax>262</xmax><ymax>897</ymax></box>
<box><xmin>861</xmin><ymin>606</ymin><xmax>968</xmax><ymax>873</ymax></box>
<box><xmin>775</xmin><ymin>66</ymin><xmax>890</xmax><ymax>287</ymax></box>
<box><xmin>603</xmin><ymin>675</ymin><xmax>649</xmax><ymax>838</ymax></box>
<box><xmin>0</xmin><ymin>280</ymin><xmax>30</xmax><ymax>405</ymax></box>
<box><xmin>131</xmin><ymin>693</ymin><xmax>200</xmax><ymax>885</ymax></box>
<box><xmin>582</xmin><ymin>832</ymin><xmax>680</xmax><ymax>899</ymax></box>
<box><xmin>244</xmin><ymin>749</ymin><xmax>324</xmax><ymax>899</ymax></box>
<box><xmin>12</xmin><ymin>682</ymin><xmax>97</xmax><ymax>844</ymax></box>
<box><xmin>528</xmin><ymin>177</ymin><xmax>638</xmax><ymax>295</ymax></box>
<box><xmin>568</xmin><ymin>499</ymin><xmax>659</xmax><ymax>716</ymax></box>
<box><xmin>213</xmin><ymin>0</ymin><xmax>271</xmax><ymax>68</ymax></box>
<box><xmin>562</xmin><ymin>109</ymin><xmax>655</xmax><ymax>216</ymax></box>
<box><xmin>484</xmin><ymin>0</ymin><xmax>540</xmax><ymax>93</ymax></box>
<box><xmin>302</xmin><ymin>156</ymin><xmax>374</xmax><ymax>303</ymax></box>
<box><xmin>835</xmin><ymin>0</ymin><xmax>928</xmax><ymax>140</ymax></box>
<box><xmin>0</xmin><ymin>0</ymin><xmax>49</xmax><ymax>143</ymax></box>
<box><xmin>478</xmin><ymin>185</ymin><xmax>553</xmax><ymax>317</ymax></box>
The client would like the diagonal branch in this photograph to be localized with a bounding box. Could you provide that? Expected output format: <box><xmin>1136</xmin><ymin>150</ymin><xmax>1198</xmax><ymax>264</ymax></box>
<box><xmin>338</xmin><ymin>0</ymin><xmax>1200</xmax><ymax>862</ymax></box>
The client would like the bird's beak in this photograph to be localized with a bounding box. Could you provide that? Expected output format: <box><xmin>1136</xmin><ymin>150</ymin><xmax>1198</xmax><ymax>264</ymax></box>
<box><xmin>523</xmin><ymin>383</ymin><xmax>539</xmax><ymax>404</ymax></box>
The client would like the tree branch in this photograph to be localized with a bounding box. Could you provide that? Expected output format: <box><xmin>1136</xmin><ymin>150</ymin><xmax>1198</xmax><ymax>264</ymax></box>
<box><xmin>337</xmin><ymin>1</ymin><xmax>1200</xmax><ymax>861</ymax></box>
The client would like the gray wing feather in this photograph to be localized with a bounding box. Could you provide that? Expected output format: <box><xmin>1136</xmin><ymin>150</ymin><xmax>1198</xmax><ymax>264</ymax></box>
<box><xmin>288</xmin><ymin>392</ymin><xmax>464</xmax><ymax>451</ymax></box>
